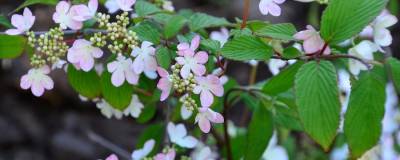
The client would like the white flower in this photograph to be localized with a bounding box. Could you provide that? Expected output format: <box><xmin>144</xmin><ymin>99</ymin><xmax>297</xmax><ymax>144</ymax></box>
<box><xmin>348</xmin><ymin>40</ymin><xmax>378</xmax><ymax>75</ymax></box>
<box><xmin>123</xmin><ymin>95</ymin><xmax>144</xmax><ymax>118</ymax></box>
<box><xmin>96</xmin><ymin>99</ymin><xmax>123</xmax><ymax>119</ymax></box>
<box><xmin>268</xmin><ymin>59</ymin><xmax>287</xmax><ymax>75</ymax></box>
<box><xmin>107</xmin><ymin>55</ymin><xmax>139</xmax><ymax>87</ymax></box>
<box><xmin>6</xmin><ymin>8</ymin><xmax>35</xmax><ymax>35</ymax></box>
<box><xmin>51</xmin><ymin>59</ymin><xmax>67</xmax><ymax>70</ymax></box>
<box><xmin>262</xmin><ymin>132</ymin><xmax>289</xmax><ymax>160</ymax></box>
<box><xmin>20</xmin><ymin>65</ymin><xmax>54</xmax><ymax>97</ymax></box>
<box><xmin>131</xmin><ymin>41</ymin><xmax>158</xmax><ymax>79</ymax></box>
<box><xmin>382</xmin><ymin>83</ymin><xmax>399</xmax><ymax>134</ymax></box>
<box><xmin>131</xmin><ymin>139</ymin><xmax>155</xmax><ymax>160</ymax></box>
<box><xmin>67</xmin><ymin>39</ymin><xmax>103</xmax><ymax>72</ymax></box>
<box><xmin>167</xmin><ymin>122</ymin><xmax>198</xmax><ymax>148</ymax></box>
<box><xmin>105</xmin><ymin>0</ymin><xmax>120</xmax><ymax>13</ymax></box>
<box><xmin>191</xmin><ymin>143</ymin><xmax>218</xmax><ymax>160</ymax></box>
<box><xmin>162</xmin><ymin>1</ymin><xmax>175</xmax><ymax>11</ymax></box>
<box><xmin>330</xmin><ymin>145</ymin><xmax>348</xmax><ymax>160</ymax></box>
<box><xmin>210</xmin><ymin>28</ymin><xmax>229</xmax><ymax>47</ymax></box>
<box><xmin>259</xmin><ymin>0</ymin><xmax>286</xmax><ymax>16</ymax></box>
<box><xmin>360</xmin><ymin>10</ymin><xmax>398</xmax><ymax>47</ymax></box>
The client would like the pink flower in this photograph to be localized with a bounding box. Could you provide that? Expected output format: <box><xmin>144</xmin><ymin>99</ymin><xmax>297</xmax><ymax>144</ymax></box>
<box><xmin>360</xmin><ymin>10</ymin><xmax>398</xmax><ymax>47</ymax></box>
<box><xmin>71</xmin><ymin>0</ymin><xmax>98</xmax><ymax>21</ymax></box>
<box><xmin>52</xmin><ymin>1</ymin><xmax>83</xmax><ymax>30</ymax></box>
<box><xmin>195</xmin><ymin>107</ymin><xmax>224</xmax><ymax>133</ymax></box>
<box><xmin>156</xmin><ymin>67</ymin><xmax>172</xmax><ymax>101</ymax></box>
<box><xmin>154</xmin><ymin>150</ymin><xmax>176</xmax><ymax>160</ymax></box>
<box><xmin>106</xmin><ymin>154</ymin><xmax>118</xmax><ymax>160</ymax></box>
<box><xmin>20</xmin><ymin>65</ymin><xmax>54</xmax><ymax>97</ymax></box>
<box><xmin>67</xmin><ymin>39</ymin><xmax>103</xmax><ymax>72</ymax></box>
<box><xmin>177</xmin><ymin>35</ymin><xmax>200</xmax><ymax>56</ymax></box>
<box><xmin>294</xmin><ymin>25</ymin><xmax>330</xmax><ymax>55</ymax></box>
<box><xmin>193</xmin><ymin>75</ymin><xmax>224</xmax><ymax>107</ymax></box>
<box><xmin>259</xmin><ymin>0</ymin><xmax>286</xmax><ymax>17</ymax></box>
<box><xmin>131</xmin><ymin>41</ymin><xmax>158</xmax><ymax>78</ymax></box>
<box><xmin>107</xmin><ymin>55</ymin><xmax>139</xmax><ymax>87</ymax></box>
<box><xmin>6</xmin><ymin>8</ymin><xmax>35</xmax><ymax>35</ymax></box>
<box><xmin>210</xmin><ymin>28</ymin><xmax>230</xmax><ymax>47</ymax></box>
<box><xmin>175</xmin><ymin>50</ymin><xmax>208</xmax><ymax>79</ymax></box>
<box><xmin>116</xmin><ymin>0</ymin><xmax>136</xmax><ymax>12</ymax></box>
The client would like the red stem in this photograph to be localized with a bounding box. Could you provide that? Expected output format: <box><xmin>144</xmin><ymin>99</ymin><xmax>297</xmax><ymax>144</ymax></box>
<box><xmin>241</xmin><ymin>0</ymin><xmax>251</xmax><ymax>29</ymax></box>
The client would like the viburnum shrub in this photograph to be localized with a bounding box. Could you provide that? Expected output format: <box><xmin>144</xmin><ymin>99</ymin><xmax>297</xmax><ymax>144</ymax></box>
<box><xmin>1</xmin><ymin>0</ymin><xmax>400</xmax><ymax>159</ymax></box>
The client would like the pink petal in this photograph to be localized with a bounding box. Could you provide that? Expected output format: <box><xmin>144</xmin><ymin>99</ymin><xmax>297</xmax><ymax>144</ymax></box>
<box><xmin>178</xmin><ymin>43</ymin><xmax>190</xmax><ymax>50</ymax></box>
<box><xmin>11</xmin><ymin>15</ymin><xmax>25</xmax><ymax>30</ymax></box>
<box><xmin>106</xmin><ymin>154</ymin><xmax>119</xmax><ymax>160</ymax></box>
<box><xmin>259</xmin><ymin>0</ymin><xmax>270</xmax><ymax>15</ymax></box>
<box><xmin>88</xmin><ymin>0</ymin><xmax>98</xmax><ymax>14</ymax></box>
<box><xmin>125</xmin><ymin>70</ymin><xmax>139</xmax><ymax>85</ymax></box>
<box><xmin>67</xmin><ymin>48</ymin><xmax>80</xmax><ymax>63</ymax></box>
<box><xmin>303</xmin><ymin>36</ymin><xmax>324</xmax><ymax>54</ymax></box>
<box><xmin>374</xmin><ymin>29</ymin><xmax>392</xmax><ymax>47</ymax></box>
<box><xmin>67</xmin><ymin>19</ymin><xmax>83</xmax><ymax>30</ymax></box>
<box><xmin>193</xmin><ymin>86</ymin><xmax>202</xmax><ymax>94</ymax></box>
<box><xmin>144</xmin><ymin>57</ymin><xmax>158</xmax><ymax>72</ymax></box>
<box><xmin>294</xmin><ymin>30</ymin><xmax>315</xmax><ymax>40</ymax></box>
<box><xmin>191</xmin><ymin>64</ymin><xmax>206</xmax><ymax>76</ymax></box>
<box><xmin>267</xmin><ymin>3</ymin><xmax>282</xmax><ymax>17</ymax></box>
<box><xmin>180</xmin><ymin>65</ymin><xmax>191</xmax><ymax>79</ymax></box>
<box><xmin>210</xmin><ymin>111</ymin><xmax>224</xmax><ymax>123</ymax></box>
<box><xmin>273</xmin><ymin>0</ymin><xmax>286</xmax><ymax>4</ymax></box>
<box><xmin>190</xmin><ymin>35</ymin><xmax>200</xmax><ymax>51</ymax></box>
<box><xmin>210</xmin><ymin>84</ymin><xmax>224</xmax><ymax>97</ymax></box>
<box><xmin>40</xmin><ymin>65</ymin><xmax>51</xmax><ymax>74</ymax></box>
<box><xmin>198</xmin><ymin>116</ymin><xmax>211</xmax><ymax>133</ymax></box>
<box><xmin>157</xmin><ymin>67</ymin><xmax>168</xmax><ymax>78</ymax></box>
<box><xmin>111</xmin><ymin>70</ymin><xmax>125</xmax><ymax>87</ymax></box>
<box><xmin>20</xmin><ymin>75</ymin><xmax>32</xmax><ymax>89</ymax></box>
<box><xmin>175</xmin><ymin>57</ymin><xmax>185</xmax><ymax>65</ymax></box>
<box><xmin>80</xmin><ymin>56</ymin><xmax>94</xmax><ymax>72</ymax></box>
<box><xmin>107</xmin><ymin>61</ymin><xmax>118</xmax><ymax>72</ymax></box>
<box><xmin>31</xmin><ymin>82</ymin><xmax>45</xmax><ymax>97</ymax></box>
<box><xmin>91</xmin><ymin>47</ymin><xmax>103</xmax><ymax>58</ymax></box>
<box><xmin>194</xmin><ymin>51</ymin><xmax>208</xmax><ymax>64</ymax></box>
<box><xmin>5</xmin><ymin>29</ymin><xmax>23</xmax><ymax>35</ymax></box>
<box><xmin>41</xmin><ymin>76</ymin><xmax>54</xmax><ymax>90</ymax></box>
<box><xmin>132</xmin><ymin>58</ymin><xmax>144</xmax><ymax>74</ymax></box>
<box><xmin>56</xmin><ymin>1</ymin><xmax>70</xmax><ymax>14</ymax></box>
<box><xmin>200</xmin><ymin>90</ymin><xmax>214</xmax><ymax>107</ymax></box>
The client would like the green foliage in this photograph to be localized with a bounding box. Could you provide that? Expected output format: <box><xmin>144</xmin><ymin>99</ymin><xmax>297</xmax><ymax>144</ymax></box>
<box><xmin>245</xmin><ymin>103</ymin><xmax>274</xmax><ymax>160</ymax></box>
<box><xmin>255</xmin><ymin>23</ymin><xmax>297</xmax><ymax>41</ymax></box>
<box><xmin>156</xmin><ymin>47</ymin><xmax>172</xmax><ymax>69</ymax></box>
<box><xmin>188</xmin><ymin>13</ymin><xmax>230</xmax><ymax>31</ymax></box>
<box><xmin>131</xmin><ymin>21</ymin><xmax>162</xmax><ymax>44</ymax></box>
<box><xmin>100</xmin><ymin>72</ymin><xmax>133</xmax><ymax>110</ymax></box>
<box><xmin>282</xmin><ymin>47</ymin><xmax>302</xmax><ymax>59</ymax></box>
<box><xmin>15</xmin><ymin>0</ymin><xmax>58</xmax><ymax>11</ymax></box>
<box><xmin>387</xmin><ymin>57</ymin><xmax>400</xmax><ymax>92</ymax></box>
<box><xmin>263</xmin><ymin>61</ymin><xmax>304</xmax><ymax>95</ymax></box>
<box><xmin>164</xmin><ymin>15</ymin><xmax>187</xmax><ymax>39</ymax></box>
<box><xmin>136</xmin><ymin>123</ymin><xmax>165</xmax><ymax>156</ymax></box>
<box><xmin>320</xmin><ymin>0</ymin><xmax>387</xmax><ymax>44</ymax></box>
<box><xmin>221</xmin><ymin>36</ymin><xmax>273</xmax><ymax>61</ymax></box>
<box><xmin>200</xmin><ymin>39</ymin><xmax>221</xmax><ymax>54</ymax></box>
<box><xmin>344</xmin><ymin>71</ymin><xmax>386</xmax><ymax>158</ymax></box>
<box><xmin>0</xmin><ymin>15</ymin><xmax>12</xmax><ymax>28</ymax></box>
<box><xmin>67</xmin><ymin>65</ymin><xmax>101</xmax><ymax>99</ymax></box>
<box><xmin>0</xmin><ymin>35</ymin><xmax>26</xmax><ymax>59</ymax></box>
<box><xmin>135</xmin><ymin>0</ymin><xmax>162</xmax><ymax>17</ymax></box>
<box><xmin>295</xmin><ymin>61</ymin><xmax>341</xmax><ymax>150</ymax></box>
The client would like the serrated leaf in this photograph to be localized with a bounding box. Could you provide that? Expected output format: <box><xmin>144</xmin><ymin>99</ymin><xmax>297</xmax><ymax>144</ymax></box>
<box><xmin>244</xmin><ymin>103</ymin><xmax>274</xmax><ymax>160</ymax></box>
<box><xmin>67</xmin><ymin>65</ymin><xmax>101</xmax><ymax>99</ymax></box>
<box><xmin>135</xmin><ymin>1</ymin><xmax>161</xmax><ymax>17</ymax></box>
<box><xmin>100</xmin><ymin>72</ymin><xmax>133</xmax><ymax>110</ymax></box>
<box><xmin>295</xmin><ymin>61</ymin><xmax>341</xmax><ymax>150</ymax></box>
<box><xmin>320</xmin><ymin>0</ymin><xmax>387</xmax><ymax>44</ymax></box>
<box><xmin>164</xmin><ymin>15</ymin><xmax>187</xmax><ymax>39</ymax></box>
<box><xmin>136</xmin><ymin>123</ymin><xmax>164</xmax><ymax>156</ymax></box>
<box><xmin>151</xmin><ymin>13</ymin><xmax>174</xmax><ymax>24</ymax></box>
<box><xmin>131</xmin><ymin>21</ymin><xmax>161</xmax><ymax>44</ymax></box>
<box><xmin>156</xmin><ymin>47</ymin><xmax>172</xmax><ymax>69</ymax></box>
<box><xmin>255</xmin><ymin>23</ymin><xmax>297</xmax><ymax>41</ymax></box>
<box><xmin>0</xmin><ymin>15</ymin><xmax>12</xmax><ymax>28</ymax></box>
<box><xmin>15</xmin><ymin>0</ymin><xmax>58</xmax><ymax>12</ymax></box>
<box><xmin>200</xmin><ymin>39</ymin><xmax>221</xmax><ymax>54</ymax></box>
<box><xmin>0</xmin><ymin>34</ymin><xmax>26</xmax><ymax>59</ymax></box>
<box><xmin>282</xmin><ymin>47</ymin><xmax>302</xmax><ymax>59</ymax></box>
<box><xmin>387</xmin><ymin>57</ymin><xmax>400</xmax><ymax>92</ymax></box>
<box><xmin>344</xmin><ymin>71</ymin><xmax>385</xmax><ymax>158</ymax></box>
<box><xmin>221</xmin><ymin>36</ymin><xmax>273</xmax><ymax>61</ymax></box>
<box><xmin>188</xmin><ymin>13</ymin><xmax>230</xmax><ymax>31</ymax></box>
<box><xmin>263</xmin><ymin>61</ymin><xmax>304</xmax><ymax>95</ymax></box>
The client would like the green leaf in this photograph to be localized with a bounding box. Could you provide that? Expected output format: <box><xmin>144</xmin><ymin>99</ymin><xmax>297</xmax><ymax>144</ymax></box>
<box><xmin>255</xmin><ymin>23</ymin><xmax>297</xmax><ymax>41</ymax></box>
<box><xmin>164</xmin><ymin>15</ymin><xmax>187</xmax><ymax>39</ymax></box>
<box><xmin>156</xmin><ymin>47</ymin><xmax>172</xmax><ymax>69</ymax></box>
<box><xmin>136</xmin><ymin>123</ymin><xmax>164</xmax><ymax>156</ymax></box>
<box><xmin>200</xmin><ymin>39</ymin><xmax>221</xmax><ymax>54</ymax></box>
<box><xmin>0</xmin><ymin>15</ymin><xmax>12</xmax><ymax>28</ymax></box>
<box><xmin>188</xmin><ymin>13</ymin><xmax>230</xmax><ymax>31</ymax></box>
<box><xmin>100</xmin><ymin>72</ymin><xmax>133</xmax><ymax>110</ymax></box>
<box><xmin>344</xmin><ymin>71</ymin><xmax>385</xmax><ymax>158</ymax></box>
<box><xmin>387</xmin><ymin>57</ymin><xmax>400</xmax><ymax>93</ymax></box>
<box><xmin>135</xmin><ymin>1</ymin><xmax>161</xmax><ymax>17</ymax></box>
<box><xmin>274</xmin><ymin>103</ymin><xmax>303</xmax><ymax>131</ymax></box>
<box><xmin>221</xmin><ymin>36</ymin><xmax>273</xmax><ymax>61</ymax></box>
<box><xmin>0</xmin><ymin>34</ymin><xmax>26</xmax><ymax>59</ymax></box>
<box><xmin>67</xmin><ymin>65</ymin><xmax>101</xmax><ymax>99</ymax></box>
<box><xmin>282</xmin><ymin>47</ymin><xmax>302</xmax><ymax>59</ymax></box>
<box><xmin>263</xmin><ymin>61</ymin><xmax>304</xmax><ymax>95</ymax></box>
<box><xmin>15</xmin><ymin>0</ymin><xmax>58</xmax><ymax>11</ymax></box>
<box><xmin>244</xmin><ymin>103</ymin><xmax>274</xmax><ymax>160</ymax></box>
<box><xmin>136</xmin><ymin>103</ymin><xmax>156</xmax><ymax>123</ymax></box>
<box><xmin>131</xmin><ymin>21</ymin><xmax>161</xmax><ymax>44</ymax></box>
<box><xmin>295</xmin><ymin>61</ymin><xmax>341</xmax><ymax>150</ymax></box>
<box><xmin>320</xmin><ymin>0</ymin><xmax>387</xmax><ymax>44</ymax></box>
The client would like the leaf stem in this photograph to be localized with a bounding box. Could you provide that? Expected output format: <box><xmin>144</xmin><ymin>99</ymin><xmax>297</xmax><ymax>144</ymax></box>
<box><xmin>241</xmin><ymin>0</ymin><xmax>251</xmax><ymax>29</ymax></box>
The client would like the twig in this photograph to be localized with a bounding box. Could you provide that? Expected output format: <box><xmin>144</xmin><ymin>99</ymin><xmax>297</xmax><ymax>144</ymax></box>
<box><xmin>0</xmin><ymin>29</ymin><xmax>107</xmax><ymax>36</ymax></box>
<box><xmin>86</xmin><ymin>130</ymin><xmax>132</xmax><ymax>160</ymax></box>
<box><xmin>241</xmin><ymin>0</ymin><xmax>251</xmax><ymax>29</ymax></box>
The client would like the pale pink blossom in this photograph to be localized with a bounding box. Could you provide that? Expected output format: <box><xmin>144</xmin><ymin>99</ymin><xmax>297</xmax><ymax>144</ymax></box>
<box><xmin>105</xmin><ymin>0</ymin><xmax>120</xmax><ymax>13</ymax></box>
<box><xmin>67</xmin><ymin>39</ymin><xmax>103</xmax><ymax>72</ymax></box>
<box><xmin>6</xmin><ymin>8</ymin><xmax>35</xmax><ymax>35</ymax></box>
<box><xmin>20</xmin><ymin>65</ymin><xmax>54</xmax><ymax>97</ymax></box>
<box><xmin>294</xmin><ymin>25</ymin><xmax>330</xmax><ymax>55</ymax></box>
<box><xmin>154</xmin><ymin>150</ymin><xmax>176</xmax><ymax>160</ymax></box>
<box><xmin>71</xmin><ymin>0</ymin><xmax>98</xmax><ymax>21</ymax></box>
<box><xmin>259</xmin><ymin>0</ymin><xmax>286</xmax><ymax>17</ymax></box>
<box><xmin>107</xmin><ymin>55</ymin><xmax>139</xmax><ymax>87</ymax></box>
<box><xmin>116</xmin><ymin>0</ymin><xmax>136</xmax><ymax>12</ymax></box>
<box><xmin>131</xmin><ymin>139</ymin><xmax>155</xmax><ymax>160</ymax></box>
<box><xmin>177</xmin><ymin>35</ymin><xmax>201</xmax><ymax>56</ymax></box>
<box><xmin>175</xmin><ymin>50</ymin><xmax>208</xmax><ymax>79</ymax></box>
<box><xmin>162</xmin><ymin>1</ymin><xmax>175</xmax><ymax>11</ymax></box>
<box><xmin>167</xmin><ymin>122</ymin><xmax>198</xmax><ymax>148</ymax></box>
<box><xmin>131</xmin><ymin>41</ymin><xmax>158</xmax><ymax>79</ymax></box>
<box><xmin>156</xmin><ymin>67</ymin><xmax>172</xmax><ymax>101</ymax></box>
<box><xmin>195</xmin><ymin>107</ymin><xmax>224</xmax><ymax>133</ymax></box>
<box><xmin>360</xmin><ymin>10</ymin><xmax>398</xmax><ymax>47</ymax></box>
<box><xmin>193</xmin><ymin>75</ymin><xmax>224</xmax><ymax>107</ymax></box>
<box><xmin>96</xmin><ymin>99</ymin><xmax>123</xmax><ymax>119</ymax></box>
<box><xmin>52</xmin><ymin>1</ymin><xmax>83</xmax><ymax>30</ymax></box>
<box><xmin>123</xmin><ymin>94</ymin><xmax>144</xmax><ymax>118</ymax></box>
<box><xmin>106</xmin><ymin>154</ymin><xmax>119</xmax><ymax>160</ymax></box>
<box><xmin>210</xmin><ymin>28</ymin><xmax>230</xmax><ymax>47</ymax></box>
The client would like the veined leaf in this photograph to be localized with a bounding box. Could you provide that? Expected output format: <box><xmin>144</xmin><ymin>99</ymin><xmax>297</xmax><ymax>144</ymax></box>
<box><xmin>135</xmin><ymin>1</ymin><xmax>161</xmax><ymax>17</ymax></box>
<box><xmin>100</xmin><ymin>72</ymin><xmax>133</xmax><ymax>110</ymax></box>
<box><xmin>320</xmin><ymin>0</ymin><xmax>387</xmax><ymax>44</ymax></box>
<box><xmin>255</xmin><ymin>23</ymin><xmax>297</xmax><ymax>41</ymax></box>
<box><xmin>221</xmin><ymin>36</ymin><xmax>273</xmax><ymax>61</ymax></box>
<box><xmin>295</xmin><ymin>61</ymin><xmax>341</xmax><ymax>150</ymax></box>
<box><xmin>15</xmin><ymin>0</ymin><xmax>58</xmax><ymax>12</ymax></box>
<box><xmin>0</xmin><ymin>34</ymin><xmax>26</xmax><ymax>59</ymax></box>
<box><xmin>67</xmin><ymin>65</ymin><xmax>101</xmax><ymax>99</ymax></box>
<box><xmin>263</xmin><ymin>61</ymin><xmax>304</xmax><ymax>95</ymax></box>
<box><xmin>344</xmin><ymin>71</ymin><xmax>385</xmax><ymax>158</ymax></box>
<box><xmin>156</xmin><ymin>47</ymin><xmax>172</xmax><ymax>69</ymax></box>
<box><xmin>0</xmin><ymin>15</ymin><xmax>12</xmax><ymax>28</ymax></box>
<box><xmin>188</xmin><ymin>13</ymin><xmax>230</xmax><ymax>31</ymax></box>
<box><xmin>131</xmin><ymin>21</ymin><xmax>161</xmax><ymax>44</ymax></box>
<box><xmin>386</xmin><ymin>57</ymin><xmax>400</xmax><ymax>92</ymax></box>
<box><xmin>164</xmin><ymin>15</ymin><xmax>187</xmax><ymax>39</ymax></box>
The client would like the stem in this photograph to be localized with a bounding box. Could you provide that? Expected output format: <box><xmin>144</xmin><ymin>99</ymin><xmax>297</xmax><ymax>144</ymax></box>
<box><xmin>318</xmin><ymin>42</ymin><xmax>329</xmax><ymax>56</ymax></box>
<box><xmin>86</xmin><ymin>130</ymin><xmax>131</xmax><ymax>160</ymax></box>
<box><xmin>240</xmin><ymin>64</ymin><xmax>257</xmax><ymax>125</ymax></box>
<box><xmin>241</xmin><ymin>0</ymin><xmax>251</xmax><ymax>29</ymax></box>
<box><xmin>0</xmin><ymin>29</ymin><xmax>107</xmax><ymax>36</ymax></box>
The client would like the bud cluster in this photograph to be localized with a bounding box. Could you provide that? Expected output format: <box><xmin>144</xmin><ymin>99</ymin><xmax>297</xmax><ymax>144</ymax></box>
<box><xmin>90</xmin><ymin>32</ymin><xmax>107</xmax><ymax>47</ymax></box>
<box><xmin>170</xmin><ymin>64</ymin><xmax>196</xmax><ymax>93</ymax></box>
<box><xmin>27</xmin><ymin>27</ymin><xmax>68</xmax><ymax>68</ymax></box>
<box><xmin>179</xmin><ymin>95</ymin><xmax>197</xmax><ymax>112</ymax></box>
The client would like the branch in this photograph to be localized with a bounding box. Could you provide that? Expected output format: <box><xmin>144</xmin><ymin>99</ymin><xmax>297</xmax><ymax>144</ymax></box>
<box><xmin>241</xmin><ymin>0</ymin><xmax>251</xmax><ymax>29</ymax></box>
<box><xmin>0</xmin><ymin>29</ymin><xmax>107</xmax><ymax>36</ymax></box>
<box><xmin>86</xmin><ymin>130</ymin><xmax>132</xmax><ymax>160</ymax></box>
